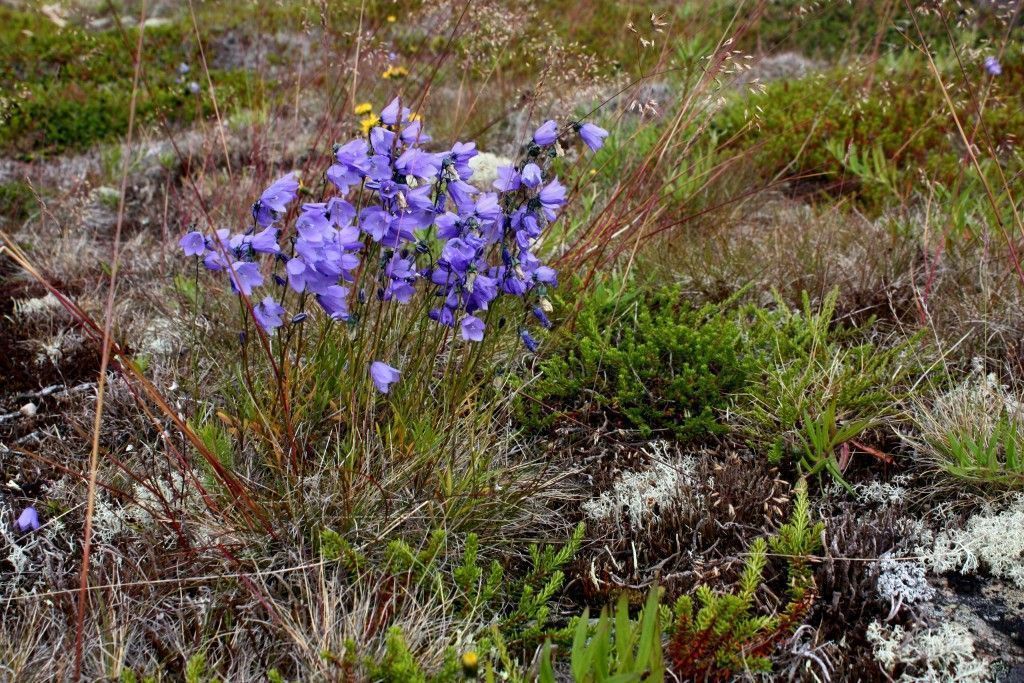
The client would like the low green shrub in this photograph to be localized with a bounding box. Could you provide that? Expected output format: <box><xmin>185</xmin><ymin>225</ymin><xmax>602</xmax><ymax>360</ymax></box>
<box><xmin>521</xmin><ymin>280</ymin><xmax>754</xmax><ymax>441</ymax></box>
<box><xmin>534</xmin><ymin>482</ymin><xmax>822</xmax><ymax>681</ymax></box>
<box><xmin>667</xmin><ymin>480</ymin><xmax>823</xmax><ymax>679</ymax></box>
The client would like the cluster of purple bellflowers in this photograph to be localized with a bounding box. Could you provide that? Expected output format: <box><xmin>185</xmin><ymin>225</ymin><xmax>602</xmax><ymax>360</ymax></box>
<box><xmin>181</xmin><ymin>98</ymin><xmax>607</xmax><ymax>392</ymax></box>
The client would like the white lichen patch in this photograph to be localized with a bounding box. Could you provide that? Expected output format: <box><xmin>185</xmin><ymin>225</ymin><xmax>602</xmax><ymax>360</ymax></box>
<box><xmin>11</xmin><ymin>292</ymin><xmax>61</xmax><ymax>320</ymax></box>
<box><xmin>867</xmin><ymin>620</ymin><xmax>990</xmax><ymax>682</ymax></box>
<box><xmin>877</xmin><ymin>553</ymin><xmax>935</xmax><ymax>609</ymax></box>
<box><xmin>856</xmin><ymin>475</ymin><xmax>911</xmax><ymax>505</ymax></box>
<box><xmin>582</xmin><ymin>442</ymin><xmax>696</xmax><ymax>528</ymax></box>
<box><xmin>927</xmin><ymin>494</ymin><xmax>1024</xmax><ymax>589</ymax></box>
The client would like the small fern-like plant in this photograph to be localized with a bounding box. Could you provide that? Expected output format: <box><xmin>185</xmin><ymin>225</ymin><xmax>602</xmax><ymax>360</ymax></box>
<box><xmin>667</xmin><ymin>480</ymin><xmax>823</xmax><ymax>680</ymax></box>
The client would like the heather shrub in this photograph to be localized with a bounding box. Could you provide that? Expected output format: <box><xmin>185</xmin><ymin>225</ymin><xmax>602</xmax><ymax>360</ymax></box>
<box><xmin>521</xmin><ymin>280</ymin><xmax>754</xmax><ymax>440</ymax></box>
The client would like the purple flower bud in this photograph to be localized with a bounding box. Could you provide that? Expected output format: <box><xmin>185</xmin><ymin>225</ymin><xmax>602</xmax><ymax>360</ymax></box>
<box><xmin>984</xmin><ymin>55</ymin><xmax>1002</xmax><ymax>76</ymax></box>
<box><xmin>291</xmin><ymin>312</ymin><xmax>308</xmax><ymax>324</ymax></box>
<box><xmin>519</xmin><ymin>329</ymin><xmax>539</xmax><ymax>353</ymax></box>
<box><xmin>370</xmin><ymin>360</ymin><xmax>401</xmax><ymax>394</ymax></box>
<box><xmin>16</xmin><ymin>506</ymin><xmax>40</xmax><ymax>533</ymax></box>
<box><xmin>532</xmin><ymin>306</ymin><xmax>552</xmax><ymax>328</ymax></box>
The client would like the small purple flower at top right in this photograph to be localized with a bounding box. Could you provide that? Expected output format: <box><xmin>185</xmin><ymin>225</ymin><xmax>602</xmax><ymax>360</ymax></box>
<box><xmin>576</xmin><ymin>122</ymin><xmax>609</xmax><ymax>152</ymax></box>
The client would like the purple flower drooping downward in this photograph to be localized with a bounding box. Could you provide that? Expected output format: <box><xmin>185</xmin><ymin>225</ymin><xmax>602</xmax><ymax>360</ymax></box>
<box><xmin>984</xmin><ymin>56</ymin><xmax>1002</xmax><ymax>76</ymax></box>
<box><xmin>179</xmin><ymin>99</ymin><xmax>595</xmax><ymax>364</ymax></box>
<box><xmin>370</xmin><ymin>361</ymin><xmax>401</xmax><ymax>394</ymax></box>
<box><xmin>229</xmin><ymin>261</ymin><xmax>263</xmax><ymax>296</ymax></box>
<box><xmin>533</xmin><ymin>120</ymin><xmax>558</xmax><ymax>146</ymax></box>
<box><xmin>252</xmin><ymin>172</ymin><xmax>300</xmax><ymax>227</ymax></box>
<box><xmin>16</xmin><ymin>506</ymin><xmax>40</xmax><ymax>533</ymax></box>
<box><xmin>253</xmin><ymin>296</ymin><xmax>286</xmax><ymax>333</ymax></box>
<box><xmin>577</xmin><ymin>122</ymin><xmax>609</xmax><ymax>152</ymax></box>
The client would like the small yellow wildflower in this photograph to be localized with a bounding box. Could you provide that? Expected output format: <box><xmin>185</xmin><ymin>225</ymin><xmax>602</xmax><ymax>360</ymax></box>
<box><xmin>386</xmin><ymin>15</ymin><xmax>396</xmax><ymax>23</ymax></box>
<box><xmin>359</xmin><ymin>115</ymin><xmax>378</xmax><ymax>135</ymax></box>
<box><xmin>353</xmin><ymin>102</ymin><xmax>373</xmax><ymax>116</ymax></box>
<box><xmin>460</xmin><ymin>651</ymin><xmax>479</xmax><ymax>677</ymax></box>
<box><xmin>382</xmin><ymin>65</ymin><xmax>409</xmax><ymax>80</ymax></box>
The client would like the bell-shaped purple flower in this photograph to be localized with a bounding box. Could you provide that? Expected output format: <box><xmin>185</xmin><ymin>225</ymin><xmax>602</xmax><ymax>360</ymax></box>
<box><xmin>229</xmin><ymin>261</ymin><xmax>263</xmax><ymax>296</ymax></box>
<box><xmin>533</xmin><ymin>120</ymin><xmax>558</xmax><ymax>146</ymax></box>
<box><xmin>380</xmin><ymin>97</ymin><xmax>409</xmax><ymax>126</ymax></box>
<box><xmin>180</xmin><ymin>231</ymin><xmax>206</xmax><ymax>256</ymax></box>
<box><xmin>460</xmin><ymin>314</ymin><xmax>485</xmax><ymax>342</ymax></box>
<box><xmin>539</xmin><ymin>178</ymin><xmax>567</xmax><ymax>221</ymax></box>
<box><xmin>327</xmin><ymin>139</ymin><xmax>371</xmax><ymax>193</ymax></box>
<box><xmin>316</xmin><ymin>284</ymin><xmax>351</xmax><ymax>320</ymax></box>
<box><xmin>493</xmin><ymin>165</ymin><xmax>521</xmax><ymax>192</ymax></box>
<box><xmin>521</xmin><ymin>163</ymin><xmax>543</xmax><ymax>188</ymax></box>
<box><xmin>16</xmin><ymin>506</ymin><xmax>40</xmax><ymax>533</ymax></box>
<box><xmin>253</xmin><ymin>296</ymin><xmax>285</xmax><ymax>333</ymax></box>
<box><xmin>249</xmin><ymin>226</ymin><xmax>280</xmax><ymax>254</ymax></box>
<box><xmin>577</xmin><ymin>122</ymin><xmax>608</xmax><ymax>152</ymax></box>
<box><xmin>252</xmin><ymin>172</ymin><xmax>299</xmax><ymax>227</ymax></box>
<box><xmin>370</xmin><ymin>360</ymin><xmax>401</xmax><ymax>394</ymax></box>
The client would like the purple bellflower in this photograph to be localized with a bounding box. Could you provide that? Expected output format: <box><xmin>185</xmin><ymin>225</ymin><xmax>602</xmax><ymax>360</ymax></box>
<box><xmin>370</xmin><ymin>361</ymin><xmax>401</xmax><ymax>394</ymax></box>
<box><xmin>16</xmin><ymin>506</ymin><xmax>40</xmax><ymax>533</ymax></box>
<box><xmin>533</xmin><ymin>120</ymin><xmax>558</xmax><ymax>146</ymax></box>
<box><xmin>576</xmin><ymin>122</ymin><xmax>609</xmax><ymax>151</ymax></box>
<box><xmin>252</xmin><ymin>172</ymin><xmax>299</xmax><ymax>227</ymax></box>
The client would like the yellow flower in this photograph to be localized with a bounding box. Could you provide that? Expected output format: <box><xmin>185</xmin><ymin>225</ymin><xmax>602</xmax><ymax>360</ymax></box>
<box><xmin>460</xmin><ymin>651</ymin><xmax>479</xmax><ymax>677</ymax></box>
<box><xmin>381</xmin><ymin>65</ymin><xmax>409</xmax><ymax>80</ymax></box>
<box><xmin>386</xmin><ymin>15</ymin><xmax>396</xmax><ymax>23</ymax></box>
<box><xmin>354</xmin><ymin>102</ymin><xmax>373</xmax><ymax>116</ymax></box>
<box><xmin>360</xmin><ymin>115</ymin><xmax>378</xmax><ymax>135</ymax></box>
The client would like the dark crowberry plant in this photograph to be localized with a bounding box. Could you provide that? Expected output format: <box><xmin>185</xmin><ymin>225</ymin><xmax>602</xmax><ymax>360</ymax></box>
<box><xmin>179</xmin><ymin>96</ymin><xmax>607</xmax><ymax>475</ymax></box>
